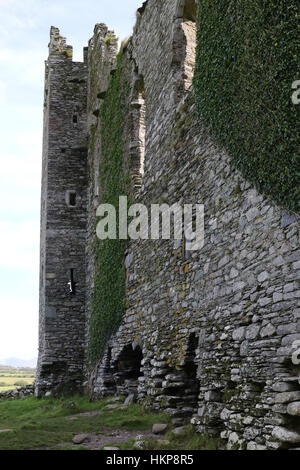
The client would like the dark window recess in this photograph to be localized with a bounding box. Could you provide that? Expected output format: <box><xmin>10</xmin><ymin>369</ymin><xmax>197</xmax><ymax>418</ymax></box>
<box><xmin>69</xmin><ymin>192</ymin><xmax>76</xmax><ymax>207</ymax></box>
<box><xmin>67</xmin><ymin>191</ymin><xmax>77</xmax><ymax>207</ymax></box>
<box><xmin>68</xmin><ymin>269</ymin><xmax>76</xmax><ymax>295</ymax></box>
<box><xmin>97</xmin><ymin>91</ymin><xmax>106</xmax><ymax>100</ymax></box>
<box><xmin>73</xmin><ymin>114</ymin><xmax>78</xmax><ymax>124</ymax></box>
<box><xmin>182</xmin><ymin>236</ymin><xmax>186</xmax><ymax>258</ymax></box>
<box><xmin>41</xmin><ymin>264</ymin><xmax>44</xmax><ymax>286</ymax></box>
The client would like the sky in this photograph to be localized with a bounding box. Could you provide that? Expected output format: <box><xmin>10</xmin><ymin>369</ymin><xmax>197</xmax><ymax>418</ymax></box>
<box><xmin>0</xmin><ymin>0</ymin><xmax>142</xmax><ymax>363</ymax></box>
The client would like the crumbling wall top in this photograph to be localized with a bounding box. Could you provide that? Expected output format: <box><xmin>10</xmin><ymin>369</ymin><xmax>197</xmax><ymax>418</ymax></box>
<box><xmin>49</xmin><ymin>26</ymin><xmax>73</xmax><ymax>60</ymax></box>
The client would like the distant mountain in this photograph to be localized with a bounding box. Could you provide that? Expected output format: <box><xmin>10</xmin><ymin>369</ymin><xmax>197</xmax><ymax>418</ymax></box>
<box><xmin>1</xmin><ymin>357</ymin><xmax>37</xmax><ymax>368</ymax></box>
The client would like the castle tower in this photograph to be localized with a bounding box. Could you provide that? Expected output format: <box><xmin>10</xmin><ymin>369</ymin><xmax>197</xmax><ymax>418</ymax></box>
<box><xmin>35</xmin><ymin>27</ymin><xmax>88</xmax><ymax>396</ymax></box>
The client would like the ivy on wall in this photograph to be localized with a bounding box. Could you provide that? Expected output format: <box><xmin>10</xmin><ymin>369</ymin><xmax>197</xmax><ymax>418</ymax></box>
<box><xmin>194</xmin><ymin>0</ymin><xmax>299</xmax><ymax>212</ymax></box>
<box><xmin>88</xmin><ymin>52</ymin><xmax>129</xmax><ymax>363</ymax></box>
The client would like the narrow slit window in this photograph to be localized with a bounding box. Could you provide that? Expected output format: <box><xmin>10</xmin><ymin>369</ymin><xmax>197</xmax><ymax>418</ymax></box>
<box><xmin>182</xmin><ymin>0</ymin><xmax>197</xmax><ymax>91</ymax></box>
<box><xmin>73</xmin><ymin>114</ymin><xmax>78</xmax><ymax>124</ymax></box>
<box><xmin>41</xmin><ymin>264</ymin><xmax>44</xmax><ymax>286</ymax></box>
<box><xmin>68</xmin><ymin>269</ymin><xmax>76</xmax><ymax>295</ymax></box>
<box><xmin>130</xmin><ymin>75</ymin><xmax>146</xmax><ymax>193</ymax></box>
<box><xmin>66</xmin><ymin>190</ymin><xmax>77</xmax><ymax>207</ymax></box>
<box><xmin>69</xmin><ymin>192</ymin><xmax>76</xmax><ymax>206</ymax></box>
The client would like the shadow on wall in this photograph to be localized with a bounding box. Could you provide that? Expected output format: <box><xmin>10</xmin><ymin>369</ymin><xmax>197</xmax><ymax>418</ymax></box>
<box><xmin>183</xmin><ymin>0</ymin><xmax>197</xmax><ymax>21</ymax></box>
<box><xmin>160</xmin><ymin>333</ymin><xmax>200</xmax><ymax>426</ymax></box>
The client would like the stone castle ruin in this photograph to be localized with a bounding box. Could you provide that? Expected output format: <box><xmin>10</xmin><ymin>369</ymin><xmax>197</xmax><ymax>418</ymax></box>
<box><xmin>35</xmin><ymin>0</ymin><xmax>300</xmax><ymax>450</ymax></box>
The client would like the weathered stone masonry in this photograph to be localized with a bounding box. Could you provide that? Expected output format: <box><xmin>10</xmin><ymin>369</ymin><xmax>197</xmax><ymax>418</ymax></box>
<box><xmin>36</xmin><ymin>0</ymin><xmax>300</xmax><ymax>450</ymax></box>
<box><xmin>36</xmin><ymin>27</ymin><xmax>88</xmax><ymax>396</ymax></box>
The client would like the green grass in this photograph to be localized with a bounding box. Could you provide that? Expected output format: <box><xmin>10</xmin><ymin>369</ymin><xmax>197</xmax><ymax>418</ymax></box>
<box><xmin>0</xmin><ymin>396</ymin><xmax>223</xmax><ymax>450</ymax></box>
<box><xmin>88</xmin><ymin>50</ymin><xmax>131</xmax><ymax>363</ymax></box>
<box><xmin>103</xmin><ymin>426</ymin><xmax>223</xmax><ymax>451</ymax></box>
<box><xmin>144</xmin><ymin>426</ymin><xmax>222</xmax><ymax>451</ymax></box>
<box><xmin>0</xmin><ymin>396</ymin><xmax>168</xmax><ymax>450</ymax></box>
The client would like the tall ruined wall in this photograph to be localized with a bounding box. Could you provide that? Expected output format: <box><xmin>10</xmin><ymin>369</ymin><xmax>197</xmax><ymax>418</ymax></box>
<box><xmin>87</xmin><ymin>0</ymin><xmax>197</xmax><ymax>392</ymax></box>
<box><xmin>85</xmin><ymin>24</ymin><xmax>118</xmax><ymax>366</ymax></box>
<box><xmin>87</xmin><ymin>35</ymin><xmax>149</xmax><ymax>381</ymax></box>
<box><xmin>88</xmin><ymin>0</ymin><xmax>300</xmax><ymax>451</ymax></box>
<box><xmin>36</xmin><ymin>27</ymin><xmax>88</xmax><ymax>396</ymax></box>
<box><xmin>36</xmin><ymin>0</ymin><xmax>300</xmax><ymax>451</ymax></box>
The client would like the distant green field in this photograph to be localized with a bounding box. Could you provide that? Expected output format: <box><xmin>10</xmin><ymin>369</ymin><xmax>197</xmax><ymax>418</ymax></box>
<box><xmin>0</xmin><ymin>366</ymin><xmax>35</xmax><ymax>392</ymax></box>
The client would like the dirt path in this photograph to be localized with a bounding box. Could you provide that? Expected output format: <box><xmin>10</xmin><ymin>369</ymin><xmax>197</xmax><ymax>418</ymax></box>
<box><xmin>35</xmin><ymin>409</ymin><xmax>158</xmax><ymax>450</ymax></box>
<box><xmin>57</xmin><ymin>427</ymin><xmax>157</xmax><ymax>450</ymax></box>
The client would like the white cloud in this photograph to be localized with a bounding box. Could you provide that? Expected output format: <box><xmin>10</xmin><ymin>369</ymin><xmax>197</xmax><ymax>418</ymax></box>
<box><xmin>1</xmin><ymin>128</ymin><xmax>42</xmax><ymax>174</ymax></box>
<box><xmin>0</xmin><ymin>81</ymin><xmax>6</xmax><ymax>104</ymax></box>
<box><xmin>0</xmin><ymin>0</ymin><xmax>19</xmax><ymax>6</ymax></box>
<box><xmin>0</xmin><ymin>48</ymin><xmax>45</xmax><ymax>88</ymax></box>
<box><xmin>0</xmin><ymin>220</ymin><xmax>40</xmax><ymax>271</ymax></box>
<box><xmin>0</xmin><ymin>297</ymin><xmax>38</xmax><ymax>359</ymax></box>
<box><xmin>0</xmin><ymin>126</ymin><xmax>42</xmax><ymax>218</ymax></box>
<box><xmin>0</xmin><ymin>0</ymin><xmax>67</xmax><ymax>36</ymax></box>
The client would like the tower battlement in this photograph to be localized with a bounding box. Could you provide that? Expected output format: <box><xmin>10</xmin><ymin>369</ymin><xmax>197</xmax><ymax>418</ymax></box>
<box><xmin>49</xmin><ymin>26</ymin><xmax>73</xmax><ymax>59</ymax></box>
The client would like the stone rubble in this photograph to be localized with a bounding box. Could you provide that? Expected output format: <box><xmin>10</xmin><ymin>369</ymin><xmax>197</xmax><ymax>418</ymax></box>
<box><xmin>0</xmin><ymin>385</ymin><xmax>34</xmax><ymax>400</ymax></box>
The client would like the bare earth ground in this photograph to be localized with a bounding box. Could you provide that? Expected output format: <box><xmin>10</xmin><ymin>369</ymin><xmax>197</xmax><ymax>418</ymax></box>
<box><xmin>56</xmin><ymin>427</ymin><xmax>157</xmax><ymax>451</ymax></box>
<box><xmin>52</xmin><ymin>410</ymin><xmax>157</xmax><ymax>450</ymax></box>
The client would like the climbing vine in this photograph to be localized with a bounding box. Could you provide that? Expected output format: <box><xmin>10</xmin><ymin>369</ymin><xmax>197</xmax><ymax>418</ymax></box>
<box><xmin>194</xmin><ymin>0</ymin><xmax>299</xmax><ymax>212</ymax></box>
<box><xmin>88</xmin><ymin>52</ymin><xmax>130</xmax><ymax>363</ymax></box>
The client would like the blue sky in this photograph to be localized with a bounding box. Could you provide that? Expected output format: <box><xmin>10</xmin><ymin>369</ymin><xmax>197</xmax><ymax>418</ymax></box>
<box><xmin>0</xmin><ymin>0</ymin><xmax>142</xmax><ymax>362</ymax></box>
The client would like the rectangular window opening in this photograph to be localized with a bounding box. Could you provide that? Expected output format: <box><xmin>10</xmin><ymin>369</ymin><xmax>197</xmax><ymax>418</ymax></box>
<box><xmin>66</xmin><ymin>190</ymin><xmax>77</xmax><ymax>207</ymax></box>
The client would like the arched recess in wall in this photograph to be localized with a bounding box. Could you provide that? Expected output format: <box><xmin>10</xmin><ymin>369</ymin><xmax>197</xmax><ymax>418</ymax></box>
<box><xmin>173</xmin><ymin>0</ymin><xmax>197</xmax><ymax>97</ymax></box>
<box><xmin>113</xmin><ymin>344</ymin><xmax>143</xmax><ymax>396</ymax></box>
<box><xmin>129</xmin><ymin>73</ymin><xmax>146</xmax><ymax>194</ymax></box>
<box><xmin>162</xmin><ymin>333</ymin><xmax>200</xmax><ymax>425</ymax></box>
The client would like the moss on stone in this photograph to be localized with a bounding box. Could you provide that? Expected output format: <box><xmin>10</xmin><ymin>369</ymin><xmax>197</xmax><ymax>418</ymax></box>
<box><xmin>194</xmin><ymin>0</ymin><xmax>299</xmax><ymax>212</ymax></box>
<box><xmin>88</xmin><ymin>51</ymin><xmax>130</xmax><ymax>363</ymax></box>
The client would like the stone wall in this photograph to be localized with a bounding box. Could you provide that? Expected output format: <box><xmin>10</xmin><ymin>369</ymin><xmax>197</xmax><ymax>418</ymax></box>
<box><xmin>85</xmin><ymin>24</ymin><xmax>118</xmax><ymax>368</ymax></box>
<box><xmin>0</xmin><ymin>385</ymin><xmax>34</xmax><ymax>401</ymax></box>
<box><xmin>37</xmin><ymin>0</ymin><xmax>300</xmax><ymax>450</ymax></box>
<box><xmin>87</xmin><ymin>0</ymin><xmax>300</xmax><ymax>450</ymax></box>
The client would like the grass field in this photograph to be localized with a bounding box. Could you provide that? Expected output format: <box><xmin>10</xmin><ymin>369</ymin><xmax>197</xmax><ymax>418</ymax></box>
<box><xmin>0</xmin><ymin>396</ymin><xmax>223</xmax><ymax>450</ymax></box>
<box><xmin>0</xmin><ymin>366</ymin><xmax>35</xmax><ymax>392</ymax></box>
